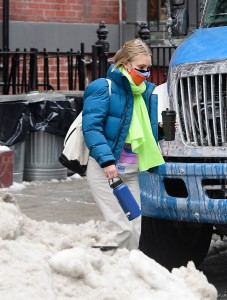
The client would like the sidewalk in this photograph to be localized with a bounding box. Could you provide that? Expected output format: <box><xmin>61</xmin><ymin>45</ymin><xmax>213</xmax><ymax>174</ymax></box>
<box><xmin>5</xmin><ymin>175</ymin><xmax>104</xmax><ymax>224</ymax></box>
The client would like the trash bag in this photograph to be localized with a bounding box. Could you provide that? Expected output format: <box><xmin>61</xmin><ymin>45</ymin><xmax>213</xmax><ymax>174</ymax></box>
<box><xmin>0</xmin><ymin>97</ymin><xmax>30</xmax><ymax>147</ymax></box>
<box><xmin>0</xmin><ymin>92</ymin><xmax>83</xmax><ymax>147</ymax></box>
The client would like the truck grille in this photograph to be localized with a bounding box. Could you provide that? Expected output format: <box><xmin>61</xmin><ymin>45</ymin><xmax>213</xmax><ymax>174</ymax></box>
<box><xmin>175</xmin><ymin>71</ymin><xmax>227</xmax><ymax>147</ymax></box>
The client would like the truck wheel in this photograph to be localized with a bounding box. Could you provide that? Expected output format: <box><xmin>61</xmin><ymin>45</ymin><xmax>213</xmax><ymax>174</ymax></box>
<box><xmin>139</xmin><ymin>216</ymin><xmax>213</xmax><ymax>270</ymax></box>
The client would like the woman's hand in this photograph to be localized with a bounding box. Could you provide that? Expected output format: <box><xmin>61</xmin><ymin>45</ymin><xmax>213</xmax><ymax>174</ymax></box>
<box><xmin>104</xmin><ymin>165</ymin><xmax>118</xmax><ymax>179</ymax></box>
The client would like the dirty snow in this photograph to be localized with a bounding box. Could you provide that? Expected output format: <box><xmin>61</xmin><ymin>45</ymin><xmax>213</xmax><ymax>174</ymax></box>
<box><xmin>0</xmin><ymin>189</ymin><xmax>218</xmax><ymax>300</ymax></box>
<box><xmin>0</xmin><ymin>145</ymin><xmax>10</xmax><ymax>152</ymax></box>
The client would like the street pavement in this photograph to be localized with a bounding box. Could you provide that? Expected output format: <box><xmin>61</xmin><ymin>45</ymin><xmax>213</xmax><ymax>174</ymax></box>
<box><xmin>8</xmin><ymin>176</ymin><xmax>104</xmax><ymax>224</ymax></box>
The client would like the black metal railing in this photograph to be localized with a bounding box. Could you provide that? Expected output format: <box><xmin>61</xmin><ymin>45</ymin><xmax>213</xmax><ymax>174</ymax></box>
<box><xmin>0</xmin><ymin>44</ymin><xmax>86</xmax><ymax>94</ymax></box>
<box><xmin>0</xmin><ymin>45</ymin><xmax>174</xmax><ymax>95</ymax></box>
<box><xmin>0</xmin><ymin>19</ymin><xmax>177</xmax><ymax>95</ymax></box>
<box><xmin>0</xmin><ymin>21</ymin><xmax>112</xmax><ymax>95</ymax></box>
<box><xmin>91</xmin><ymin>21</ymin><xmax>110</xmax><ymax>81</ymax></box>
<box><xmin>91</xmin><ymin>44</ymin><xmax>110</xmax><ymax>81</ymax></box>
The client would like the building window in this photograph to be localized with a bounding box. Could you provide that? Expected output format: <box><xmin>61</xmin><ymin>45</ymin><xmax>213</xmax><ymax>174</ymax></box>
<box><xmin>150</xmin><ymin>0</ymin><xmax>167</xmax><ymax>21</ymax></box>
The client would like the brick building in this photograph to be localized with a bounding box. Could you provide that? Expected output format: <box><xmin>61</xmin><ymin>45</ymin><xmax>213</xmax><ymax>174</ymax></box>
<box><xmin>0</xmin><ymin>0</ymin><xmax>201</xmax><ymax>52</ymax></box>
<box><xmin>0</xmin><ymin>0</ymin><xmax>152</xmax><ymax>53</ymax></box>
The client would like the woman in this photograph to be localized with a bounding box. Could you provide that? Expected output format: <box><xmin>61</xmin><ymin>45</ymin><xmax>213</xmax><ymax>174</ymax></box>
<box><xmin>82</xmin><ymin>39</ymin><xmax>165</xmax><ymax>250</ymax></box>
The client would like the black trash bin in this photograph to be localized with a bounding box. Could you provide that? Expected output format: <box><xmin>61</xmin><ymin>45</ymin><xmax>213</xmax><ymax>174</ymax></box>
<box><xmin>24</xmin><ymin>91</ymin><xmax>82</xmax><ymax>181</ymax></box>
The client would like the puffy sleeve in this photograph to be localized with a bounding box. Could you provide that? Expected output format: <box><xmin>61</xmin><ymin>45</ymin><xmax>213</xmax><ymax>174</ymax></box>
<box><xmin>82</xmin><ymin>78</ymin><xmax>116</xmax><ymax>167</ymax></box>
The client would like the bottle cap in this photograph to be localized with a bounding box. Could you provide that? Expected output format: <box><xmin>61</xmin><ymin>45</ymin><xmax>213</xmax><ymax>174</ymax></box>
<box><xmin>109</xmin><ymin>177</ymin><xmax>123</xmax><ymax>189</ymax></box>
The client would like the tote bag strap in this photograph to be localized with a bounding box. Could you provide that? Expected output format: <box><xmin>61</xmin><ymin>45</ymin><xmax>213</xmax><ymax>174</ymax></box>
<box><xmin>106</xmin><ymin>78</ymin><xmax>112</xmax><ymax>96</ymax></box>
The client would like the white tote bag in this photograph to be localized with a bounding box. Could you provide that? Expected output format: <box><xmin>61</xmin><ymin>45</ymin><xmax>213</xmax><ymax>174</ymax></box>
<box><xmin>59</xmin><ymin>79</ymin><xmax>112</xmax><ymax>176</ymax></box>
<box><xmin>59</xmin><ymin>111</ymin><xmax>89</xmax><ymax>176</ymax></box>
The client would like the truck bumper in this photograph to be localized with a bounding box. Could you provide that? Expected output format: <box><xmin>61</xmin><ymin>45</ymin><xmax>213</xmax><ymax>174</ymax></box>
<box><xmin>139</xmin><ymin>162</ymin><xmax>227</xmax><ymax>224</ymax></box>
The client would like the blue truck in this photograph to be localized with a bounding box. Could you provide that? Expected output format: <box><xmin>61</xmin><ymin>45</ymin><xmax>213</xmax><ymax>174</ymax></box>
<box><xmin>139</xmin><ymin>0</ymin><xmax>227</xmax><ymax>270</ymax></box>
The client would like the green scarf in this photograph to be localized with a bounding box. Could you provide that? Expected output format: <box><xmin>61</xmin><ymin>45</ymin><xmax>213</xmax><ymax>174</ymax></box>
<box><xmin>119</xmin><ymin>67</ymin><xmax>165</xmax><ymax>171</ymax></box>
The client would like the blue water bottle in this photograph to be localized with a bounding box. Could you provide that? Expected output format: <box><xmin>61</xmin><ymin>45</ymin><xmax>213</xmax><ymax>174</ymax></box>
<box><xmin>109</xmin><ymin>177</ymin><xmax>141</xmax><ymax>221</ymax></box>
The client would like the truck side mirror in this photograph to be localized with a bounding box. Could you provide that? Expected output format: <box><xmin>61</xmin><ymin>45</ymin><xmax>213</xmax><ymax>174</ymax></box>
<box><xmin>171</xmin><ymin>7</ymin><xmax>189</xmax><ymax>36</ymax></box>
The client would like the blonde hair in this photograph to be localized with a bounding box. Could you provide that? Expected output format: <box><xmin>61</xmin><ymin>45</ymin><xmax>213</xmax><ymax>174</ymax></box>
<box><xmin>111</xmin><ymin>39</ymin><xmax>152</xmax><ymax>71</ymax></box>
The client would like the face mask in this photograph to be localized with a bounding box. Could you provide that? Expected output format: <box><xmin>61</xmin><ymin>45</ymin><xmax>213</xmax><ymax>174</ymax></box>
<box><xmin>128</xmin><ymin>68</ymin><xmax>147</xmax><ymax>86</ymax></box>
<box><xmin>128</xmin><ymin>67</ymin><xmax>150</xmax><ymax>86</ymax></box>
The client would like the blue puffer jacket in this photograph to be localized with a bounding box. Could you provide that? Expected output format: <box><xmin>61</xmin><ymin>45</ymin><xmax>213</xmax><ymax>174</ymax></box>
<box><xmin>82</xmin><ymin>65</ymin><xmax>159</xmax><ymax>168</ymax></box>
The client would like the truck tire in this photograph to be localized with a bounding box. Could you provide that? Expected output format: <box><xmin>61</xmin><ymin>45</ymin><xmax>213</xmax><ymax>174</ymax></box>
<box><xmin>139</xmin><ymin>216</ymin><xmax>213</xmax><ymax>270</ymax></box>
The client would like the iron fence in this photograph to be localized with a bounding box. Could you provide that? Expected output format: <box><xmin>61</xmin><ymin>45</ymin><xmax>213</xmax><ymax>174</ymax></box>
<box><xmin>0</xmin><ymin>44</ymin><xmax>175</xmax><ymax>95</ymax></box>
<box><xmin>0</xmin><ymin>44</ymin><xmax>86</xmax><ymax>95</ymax></box>
<box><xmin>0</xmin><ymin>46</ymin><xmax>175</xmax><ymax>95</ymax></box>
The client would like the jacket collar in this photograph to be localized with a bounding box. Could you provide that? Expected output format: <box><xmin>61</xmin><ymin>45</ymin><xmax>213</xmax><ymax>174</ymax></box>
<box><xmin>106</xmin><ymin>64</ymin><xmax>129</xmax><ymax>89</ymax></box>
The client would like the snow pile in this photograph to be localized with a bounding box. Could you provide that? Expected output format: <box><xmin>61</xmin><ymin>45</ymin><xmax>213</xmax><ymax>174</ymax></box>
<box><xmin>0</xmin><ymin>193</ymin><xmax>23</xmax><ymax>239</ymax></box>
<box><xmin>0</xmin><ymin>192</ymin><xmax>217</xmax><ymax>300</ymax></box>
<box><xmin>0</xmin><ymin>145</ymin><xmax>10</xmax><ymax>152</ymax></box>
<box><xmin>208</xmin><ymin>233</ymin><xmax>227</xmax><ymax>256</ymax></box>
